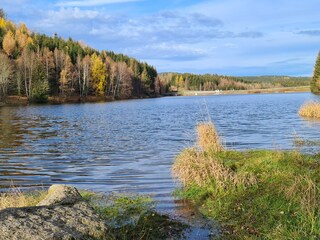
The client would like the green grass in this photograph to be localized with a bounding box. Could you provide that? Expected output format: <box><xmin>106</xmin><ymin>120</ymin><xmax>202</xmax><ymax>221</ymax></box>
<box><xmin>173</xmin><ymin>122</ymin><xmax>320</xmax><ymax>239</ymax></box>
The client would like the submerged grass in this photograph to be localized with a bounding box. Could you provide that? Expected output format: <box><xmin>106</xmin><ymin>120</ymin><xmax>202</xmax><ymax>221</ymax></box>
<box><xmin>299</xmin><ymin>101</ymin><xmax>320</xmax><ymax>119</ymax></box>
<box><xmin>173</xmin><ymin>122</ymin><xmax>320</xmax><ymax>239</ymax></box>
<box><xmin>80</xmin><ymin>192</ymin><xmax>188</xmax><ymax>240</ymax></box>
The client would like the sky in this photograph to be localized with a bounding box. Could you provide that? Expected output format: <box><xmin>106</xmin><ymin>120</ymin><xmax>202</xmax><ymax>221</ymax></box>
<box><xmin>1</xmin><ymin>0</ymin><xmax>319</xmax><ymax>76</ymax></box>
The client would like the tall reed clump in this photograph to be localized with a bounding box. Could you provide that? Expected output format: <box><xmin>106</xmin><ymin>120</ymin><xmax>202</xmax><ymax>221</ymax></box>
<box><xmin>172</xmin><ymin>122</ymin><xmax>256</xmax><ymax>189</ymax></box>
<box><xmin>299</xmin><ymin>101</ymin><xmax>320</xmax><ymax>118</ymax></box>
<box><xmin>196</xmin><ymin>122</ymin><xmax>224</xmax><ymax>152</ymax></box>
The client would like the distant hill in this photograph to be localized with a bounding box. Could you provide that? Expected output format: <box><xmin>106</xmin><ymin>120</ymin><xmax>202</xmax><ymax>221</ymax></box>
<box><xmin>239</xmin><ymin>76</ymin><xmax>310</xmax><ymax>87</ymax></box>
<box><xmin>159</xmin><ymin>73</ymin><xmax>310</xmax><ymax>91</ymax></box>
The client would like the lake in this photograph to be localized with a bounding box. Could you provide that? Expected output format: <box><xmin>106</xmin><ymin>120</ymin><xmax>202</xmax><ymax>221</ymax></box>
<box><xmin>1</xmin><ymin>92</ymin><xmax>320</xmax><ymax>213</ymax></box>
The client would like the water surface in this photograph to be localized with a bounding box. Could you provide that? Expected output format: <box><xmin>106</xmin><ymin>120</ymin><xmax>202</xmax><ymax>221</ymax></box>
<box><xmin>0</xmin><ymin>92</ymin><xmax>319</xmax><ymax>213</ymax></box>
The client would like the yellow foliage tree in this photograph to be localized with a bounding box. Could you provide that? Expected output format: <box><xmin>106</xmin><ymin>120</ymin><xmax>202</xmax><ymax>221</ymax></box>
<box><xmin>16</xmin><ymin>31</ymin><xmax>28</xmax><ymax>50</ymax></box>
<box><xmin>18</xmin><ymin>23</ymin><xmax>29</xmax><ymax>34</ymax></box>
<box><xmin>91</xmin><ymin>53</ymin><xmax>106</xmax><ymax>96</ymax></box>
<box><xmin>178</xmin><ymin>75</ymin><xmax>184</xmax><ymax>88</ymax></box>
<box><xmin>0</xmin><ymin>18</ymin><xmax>6</xmax><ymax>30</ymax></box>
<box><xmin>60</xmin><ymin>55</ymin><xmax>73</xmax><ymax>95</ymax></box>
<box><xmin>3</xmin><ymin>30</ymin><xmax>15</xmax><ymax>57</ymax></box>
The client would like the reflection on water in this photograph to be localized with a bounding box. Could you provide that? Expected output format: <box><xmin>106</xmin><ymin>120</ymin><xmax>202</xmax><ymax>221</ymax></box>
<box><xmin>0</xmin><ymin>93</ymin><xmax>320</xmax><ymax>209</ymax></box>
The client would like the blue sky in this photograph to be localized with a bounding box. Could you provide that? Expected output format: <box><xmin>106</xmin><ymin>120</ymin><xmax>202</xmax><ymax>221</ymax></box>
<box><xmin>1</xmin><ymin>0</ymin><xmax>319</xmax><ymax>76</ymax></box>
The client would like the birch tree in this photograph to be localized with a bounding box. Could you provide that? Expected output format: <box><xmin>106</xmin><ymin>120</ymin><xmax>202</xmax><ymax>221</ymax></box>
<box><xmin>0</xmin><ymin>53</ymin><xmax>12</xmax><ymax>102</ymax></box>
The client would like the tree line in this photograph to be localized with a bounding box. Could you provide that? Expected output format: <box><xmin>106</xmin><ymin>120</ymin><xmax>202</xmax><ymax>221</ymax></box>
<box><xmin>0</xmin><ymin>9</ymin><xmax>161</xmax><ymax>103</ymax></box>
<box><xmin>159</xmin><ymin>72</ymin><xmax>310</xmax><ymax>92</ymax></box>
<box><xmin>159</xmin><ymin>73</ymin><xmax>250</xmax><ymax>91</ymax></box>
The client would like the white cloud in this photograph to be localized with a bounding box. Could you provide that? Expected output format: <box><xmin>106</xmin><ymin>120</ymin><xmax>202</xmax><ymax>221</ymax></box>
<box><xmin>124</xmin><ymin>43</ymin><xmax>207</xmax><ymax>61</ymax></box>
<box><xmin>4</xmin><ymin>0</ymin><xmax>319</xmax><ymax>75</ymax></box>
<box><xmin>56</xmin><ymin>0</ymin><xmax>141</xmax><ymax>7</ymax></box>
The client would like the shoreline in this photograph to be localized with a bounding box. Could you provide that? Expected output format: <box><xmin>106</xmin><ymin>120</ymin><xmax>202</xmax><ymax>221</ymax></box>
<box><xmin>1</xmin><ymin>86</ymin><xmax>311</xmax><ymax>106</ymax></box>
<box><xmin>1</xmin><ymin>95</ymin><xmax>157</xmax><ymax>106</ymax></box>
<box><xmin>179</xmin><ymin>86</ymin><xmax>310</xmax><ymax>96</ymax></box>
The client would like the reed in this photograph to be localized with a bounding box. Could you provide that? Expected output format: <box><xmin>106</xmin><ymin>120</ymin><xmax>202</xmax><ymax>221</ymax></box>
<box><xmin>299</xmin><ymin>101</ymin><xmax>320</xmax><ymax>118</ymax></box>
<box><xmin>173</xmin><ymin>122</ymin><xmax>256</xmax><ymax>189</ymax></box>
<box><xmin>196</xmin><ymin>122</ymin><xmax>224</xmax><ymax>152</ymax></box>
<box><xmin>173</xmin><ymin>148</ymin><xmax>231</xmax><ymax>188</ymax></box>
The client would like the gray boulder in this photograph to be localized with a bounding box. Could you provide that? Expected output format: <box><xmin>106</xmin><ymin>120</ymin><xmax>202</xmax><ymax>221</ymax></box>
<box><xmin>0</xmin><ymin>185</ymin><xmax>108</xmax><ymax>240</ymax></box>
<box><xmin>37</xmin><ymin>184</ymin><xmax>82</xmax><ymax>206</ymax></box>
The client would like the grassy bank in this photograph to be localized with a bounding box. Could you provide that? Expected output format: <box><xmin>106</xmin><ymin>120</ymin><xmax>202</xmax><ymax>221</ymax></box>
<box><xmin>180</xmin><ymin>86</ymin><xmax>310</xmax><ymax>96</ymax></box>
<box><xmin>173</xmin><ymin>122</ymin><xmax>320</xmax><ymax>239</ymax></box>
<box><xmin>0</xmin><ymin>189</ymin><xmax>187</xmax><ymax>239</ymax></box>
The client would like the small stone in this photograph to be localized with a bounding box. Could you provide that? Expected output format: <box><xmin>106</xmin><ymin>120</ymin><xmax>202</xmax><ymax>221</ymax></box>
<box><xmin>37</xmin><ymin>184</ymin><xmax>82</xmax><ymax>206</ymax></box>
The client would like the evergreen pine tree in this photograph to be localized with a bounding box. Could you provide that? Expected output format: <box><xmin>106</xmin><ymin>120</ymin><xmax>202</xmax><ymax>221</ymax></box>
<box><xmin>311</xmin><ymin>51</ymin><xmax>320</xmax><ymax>94</ymax></box>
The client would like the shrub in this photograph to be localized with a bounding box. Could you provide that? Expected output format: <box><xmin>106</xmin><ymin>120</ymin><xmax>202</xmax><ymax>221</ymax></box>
<box><xmin>31</xmin><ymin>81</ymin><xmax>49</xmax><ymax>103</ymax></box>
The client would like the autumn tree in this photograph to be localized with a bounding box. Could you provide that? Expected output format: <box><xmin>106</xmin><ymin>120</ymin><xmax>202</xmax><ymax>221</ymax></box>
<box><xmin>81</xmin><ymin>55</ymin><xmax>91</xmax><ymax>96</ymax></box>
<box><xmin>0</xmin><ymin>17</ymin><xmax>6</xmax><ymax>30</ymax></box>
<box><xmin>17</xmin><ymin>48</ymin><xmax>36</xmax><ymax>98</ymax></box>
<box><xmin>177</xmin><ymin>75</ymin><xmax>184</xmax><ymax>89</ymax></box>
<box><xmin>154</xmin><ymin>77</ymin><xmax>160</xmax><ymax>96</ymax></box>
<box><xmin>141</xmin><ymin>65</ymin><xmax>150</xmax><ymax>94</ymax></box>
<box><xmin>16</xmin><ymin>24</ymin><xmax>30</xmax><ymax>51</ymax></box>
<box><xmin>60</xmin><ymin>55</ymin><xmax>74</xmax><ymax>96</ymax></box>
<box><xmin>91</xmin><ymin>53</ymin><xmax>106</xmax><ymax>96</ymax></box>
<box><xmin>41</xmin><ymin>47</ymin><xmax>55</xmax><ymax>94</ymax></box>
<box><xmin>53</xmin><ymin>48</ymin><xmax>65</xmax><ymax>88</ymax></box>
<box><xmin>311</xmin><ymin>51</ymin><xmax>320</xmax><ymax>94</ymax></box>
<box><xmin>184</xmin><ymin>76</ymin><xmax>189</xmax><ymax>90</ymax></box>
<box><xmin>3</xmin><ymin>30</ymin><xmax>15</xmax><ymax>57</ymax></box>
<box><xmin>117</xmin><ymin>62</ymin><xmax>133</xmax><ymax>98</ymax></box>
<box><xmin>109</xmin><ymin>59</ymin><xmax>118</xmax><ymax>97</ymax></box>
<box><xmin>0</xmin><ymin>53</ymin><xmax>12</xmax><ymax>101</ymax></box>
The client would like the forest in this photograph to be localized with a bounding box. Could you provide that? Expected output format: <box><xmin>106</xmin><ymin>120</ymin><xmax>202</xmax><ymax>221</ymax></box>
<box><xmin>159</xmin><ymin>73</ymin><xmax>310</xmax><ymax>92</ymax></box>
<box><xmin>0</xmin><ymin>9</ymin><xmax>160</xmax><ymax>103</ymax></box>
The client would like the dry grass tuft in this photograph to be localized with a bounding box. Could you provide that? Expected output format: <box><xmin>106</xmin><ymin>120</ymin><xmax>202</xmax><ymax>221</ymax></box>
<box><xmin>0</xmin><ymin>188</ymin><xmax>46</xmax><ymax>210</ymax></box>
<box><xmin>172</xmin><ymin>148</ymin><xmax>256</xmax><ymax>188</ymax></box>
<box><xmin>173</xmin><ymin>122</ymin><xmax>257</xmax><ymax>188</ymax></box>
<box><xmin>298</xmin><ymin>101</ymin><xmax>320</xmax><ymax>119</ymax></box>
<box><xmin>173</xmin><ymin>148</ymin><xmax>231</xmax><ymax>188</ymax></box>
<box><xmin>197</xmin><ymin>122</ymin><xmax>224</xmax><ymax>152</ymax></box>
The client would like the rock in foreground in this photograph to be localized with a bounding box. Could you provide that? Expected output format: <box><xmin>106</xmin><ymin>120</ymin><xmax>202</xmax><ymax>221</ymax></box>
<box><xmin>37</xmin><ymin>184</ymin><xmax>82</xmax><ymax>206</ymax></box>
<box><xmin>0</xmin><ymin>185</ymin><xmax>108</xmax><ymax>240</ymax></box>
